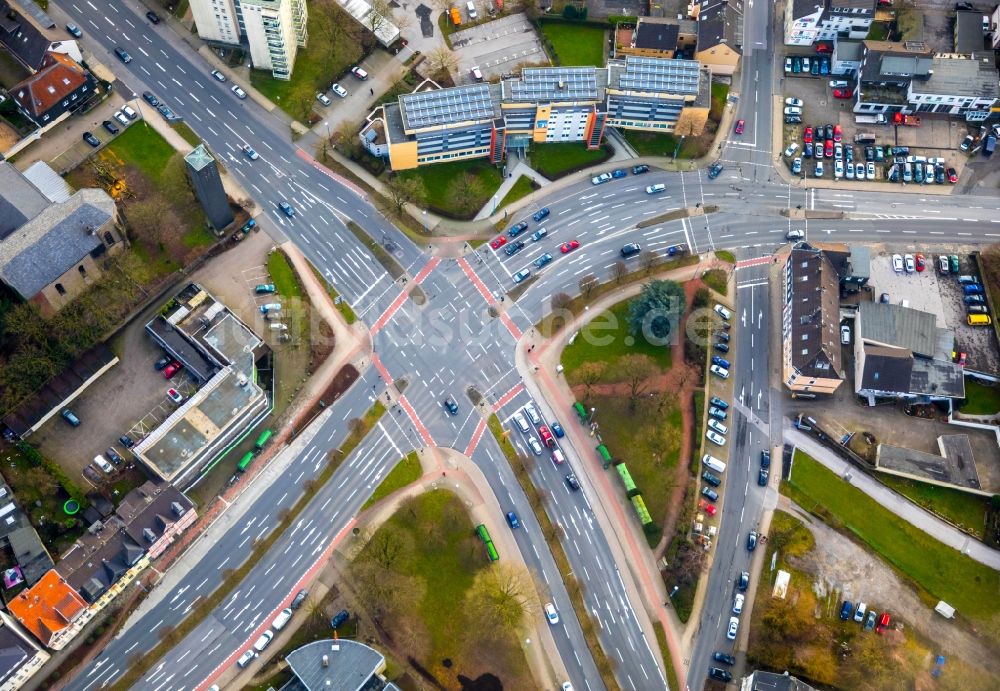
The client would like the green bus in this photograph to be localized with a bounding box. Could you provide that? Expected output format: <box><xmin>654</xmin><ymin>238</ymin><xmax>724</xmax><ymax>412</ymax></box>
<box><xmin>596</xmin><ymin>444</ymin><xmax>612</xmax><ymax>468</ymax></box>
<box><xmin>475</xmin><ymin>524</ymin><xmax>499</xmax><ymax>562</ymax></box>
<box><xmin>631</xmin><ymin>495</ymin><xmax>653</xmax><ymax>525</ymax></box>
<box><xmin>237</xmin><ymin>451</ymin><xmax>255</xmax><ymax>472</ymax></box>
<box><xmin>254</xmin><ymin>429</ymin><xmax>273</xmax><ymax>451</ymax></box>
<box><xmin>617</xmin><ymin>463</ymin><xmax>637</xmax><ymax>494</ymax></box>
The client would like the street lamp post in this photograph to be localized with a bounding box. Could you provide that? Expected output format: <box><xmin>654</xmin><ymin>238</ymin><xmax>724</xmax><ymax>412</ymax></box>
<box><xmin>589</xmin><ymin>407</ymin><xmax>596</xmax><ymax>424</ymax></box>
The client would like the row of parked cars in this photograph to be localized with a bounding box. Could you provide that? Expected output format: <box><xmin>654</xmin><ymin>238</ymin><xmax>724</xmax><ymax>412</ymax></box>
<box><xmin>82</xmin><ymin>106</ymin><xmax>138</xmax><ymax>148</ymax></box>
<box><xmin>591</xmin><ymin>164</ymin><xmax>650</xmax><ymax>186</ymax></box>
<box><xmin>783</xmin><ymin>54</ymin><xmax>832</xmax><ymax>77</ymax></box>
<box><xmin>840</xmin><ymin>599</ymin><xmax>891</xmax><ymax>634</ymax></box>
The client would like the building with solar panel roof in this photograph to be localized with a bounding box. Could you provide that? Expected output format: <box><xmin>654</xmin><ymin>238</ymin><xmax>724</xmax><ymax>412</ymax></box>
<box><xmin>362</xmin><ymin>55</ymin><xmax>711</xmax><ymax>171</ymax></box>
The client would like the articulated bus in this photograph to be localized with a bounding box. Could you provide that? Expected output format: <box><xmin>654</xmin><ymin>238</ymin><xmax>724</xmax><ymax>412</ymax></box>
<box><xmin>475</xmin><ymin>524</ymin><xmax>499</xmax><ymax>562</ymax></box>
<box><xmin>237</xmin><ymin>451</ymin><xmax>255</xmax><ymax>472</ymax></box>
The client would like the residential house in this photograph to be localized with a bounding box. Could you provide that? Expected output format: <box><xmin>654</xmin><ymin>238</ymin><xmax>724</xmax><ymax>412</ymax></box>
<box><xmin>11</xmin><ymin>51</ymin><xmax>98</xmax><ymax>126</ymax></box>
<box><xmin>0</xmin><ymin>611</ymin><xmax>48</xmax><ymax>691</ymax></box>
<box><xmin>781</xmin><ymin>243</ymin><xmax>845</xmax><ymax>395</ymax></box>
<box><xmin>0</xmin><ymin>477</ymin><xmax>55</xmax><ymax>587</ymax></box>
<box><xmin>784</xmin><ymin>0</ymin><xmax>875</xmax><ymax>47</ymax></box>
<box><xmin>831</xmin><ymin>39</ymin><xmax>862</xmax><ymax>75</ymax></box>
<box><xmin>115</xmin><ymin>481</ymin><xmax>196</xmax><ymax>560</ymax></box>
<box><xmin>853</xmin><ymin>40</ymin><xmax>999</xmax><ymax>121</ymax></box>
<box><xmin>7</xmin><ymin>570</ymin><xmax>88</xmax><ymax>650</ymax></box>
<box><xmin>616</xmin><ymin>17</ymin><xmax>697</xmax><ymax>59</ymax></box>
<box><xmin>0</xmin><ymin>162</ymin><xmax>122</xmax><ymax>316</ymax></box>
<box><xmin>0</xmin><ymin>1</ymin><xmax>56</xmax><ymax>72</ymax></box>
<box><xmin>693</xmin><ymin>0</ymin><xmax>743</xmax><ymax>76</ymax></box>
<box><xmin>58</xmin><ymin>515</ymin><xmax>146</xmax><ymax>604</ymax></box>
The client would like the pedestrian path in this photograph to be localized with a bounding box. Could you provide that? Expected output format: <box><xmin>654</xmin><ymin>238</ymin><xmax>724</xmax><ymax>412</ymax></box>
<box><xmin>472</xmin><ymin>161</ymin><xmax>551</xmax><ymax>220</ymax></box>
<box><xmin>786</xmin><ymin>425</ymin><xmax>1000</xmax><ymax>570</ymax></box>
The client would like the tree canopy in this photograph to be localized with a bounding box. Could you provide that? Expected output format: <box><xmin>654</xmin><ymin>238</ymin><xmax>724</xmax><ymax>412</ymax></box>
<box><xmin>628</xmin><ymin>279</ymin><xmax>685</xmax><ymax>343</ymax></box>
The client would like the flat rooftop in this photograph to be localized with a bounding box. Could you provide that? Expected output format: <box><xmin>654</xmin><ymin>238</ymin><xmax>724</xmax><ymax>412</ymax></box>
<box><xmin>876</xmin><ymin>435</ymin><xmax>983</xmax><ymax>492</ymax></box>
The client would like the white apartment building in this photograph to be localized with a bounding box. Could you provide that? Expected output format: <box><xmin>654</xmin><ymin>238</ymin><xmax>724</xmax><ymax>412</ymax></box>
<box><xmin>190</xmin><ymin>0</ymin><xmax>308</xmax><ymax>80</ymax></box>
<box><xmin>785</xmin><ymin>0</ymin><xmax>876</xmax><ymax>47</ymax></box>
<box><xmin>189</xmin><ymin>0</ymin><xmax>240</xmax><ymax>44</ymax></box>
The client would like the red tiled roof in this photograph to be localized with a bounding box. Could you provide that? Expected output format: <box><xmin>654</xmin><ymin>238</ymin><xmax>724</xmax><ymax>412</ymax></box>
<box><xmin>12</xmin><ymin>52</ymin><xmax>89</xmax><ymax>118</ymax></box>
<box><xmin>8</xmin><ymin>569</ymin><xmax>87</xmax><ymax>646</ymax></box>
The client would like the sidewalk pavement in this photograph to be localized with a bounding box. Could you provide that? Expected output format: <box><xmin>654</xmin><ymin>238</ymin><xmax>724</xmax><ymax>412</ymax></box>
<box><xmin>472</xmin><ymin>161</ymin><xmax>552</xmax><ymax>220</ymax></box>
<box><xmin>516</xmin><ymin>256</ymin><xmax>724</xmax><ymax>689</ymax></box>
<box><xmin>785</xmin><ymin>425</ymin><xmax>1000</xmax><ymax>570</ymax></box>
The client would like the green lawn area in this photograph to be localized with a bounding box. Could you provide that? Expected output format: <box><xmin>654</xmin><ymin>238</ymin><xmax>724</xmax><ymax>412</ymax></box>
<box><xmin>396</xmin><ymin>158</ymin><xmax>503</xmax><ymax>219</ymax></box>
<box><xmin>267</xmin><ymin>250</ymin><xmax>303</xmax><ymax>299</ymax></box>
<box><xmin>620</xmin><ymin>129</ymin><xmax>684</xmax><ymax>157</ymax></box>
<box><xmin>250</xmin><ymin>0</ymin><xmax>364</xmax><ymax>123</ymax></box>
<box><xmin>539</xmin><ymin>21</ymin><xmax>606</xmax><ymax>66</ymax></box>
<box><xmin>497</xmin><ymin>176</ymin><xmax>537</xmax><ymax>211</ymax></box>
<box><xmin>701</xmin><ymin>269</ymin><xmax>727</xmax><ymax>296</ymax></box>
<box><xmin>362</xmin><ymin>452</ymin><xmax>421</xmax><ymax>509</ymax></box>
<box><xmin>783</xmin><ymin>451</ymin><xmax>1000</xmax><ymax>626</ymax></box>
<box><xmin>107</xmin><ymin>122</ymin><xmax>175</xmax><ymax>180</ymax></box>
<box><xmin>170</xmin><ymin>121</ymin><xmax>201</xmax><ymax>147</ymax></box>
<box><xmin>530</xmin><ymin>142</ymin><xmax>611</xmax><ymax>179</ymax></box>
<box><xmin>715</xmin><ymin>250</ymin><xmax>735</xmax><ymax>263</ymax></box>
<box><xmin>355</xmin><ymin>490</ymin><xmax>532</xmax><ymax>686</ymax></box>
<box><xmin>867</xmin><ymin>22</ymin><xmax>890</xmax><ymax>40</ymax></box>
<box><xmin>562</xmin><ymin>301</ymin><xmax>671</xmax><ymax>383</ymax></box>
<box><xmin>878</xmin><ymin>474</ymin><xmax>990</xmax><ymax>538</ymax></box>
<box><xmin>959</xmin><ymin>378</ymin><xmax>1000</xmax><ymax>415</ymax></box>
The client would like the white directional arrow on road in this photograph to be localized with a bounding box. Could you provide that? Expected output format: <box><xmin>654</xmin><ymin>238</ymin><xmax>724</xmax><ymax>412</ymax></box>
<box><xmin>742</xmin><ymin>308</ymin><xmax>747</xmax><ymax>327</ymax></box>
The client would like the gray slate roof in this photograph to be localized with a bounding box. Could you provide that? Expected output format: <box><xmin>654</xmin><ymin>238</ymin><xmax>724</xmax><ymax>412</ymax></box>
<box><xmin>0</xmin><ymin>1</ymin><xmax>54</xmax><ymax>70</ymax></box>
<box><xmin>286</xmin><ymin>639</ymin><xmax>391</xmax><ymax>691</ymax></box>
<box><xmin>858</xmin><ymin>344</ymin><xmax>913</xmax><ymax>394</ymax></box>
<box><xmin>0</xmin><ymin>188</ymin><xmax>115</xmax><ymax>299</ymax></box>
<box><xmin>786</xmin><ymin>245</ymin><xmax>843</xmax><ymax>381</ymax></box>
<box><xmin>857</xmin><ymin>301</ymin><xmax>938</xmax><ymax>358</ymax></box>
<box><xmin>0</xmin><ymin>618</ymin><xmax>39</xmax><ymax>687</ymax></box>
<box><xmin>0</xmin><ymin>162</ymin><xmax>50</xmax><ymax>240</ymax></box>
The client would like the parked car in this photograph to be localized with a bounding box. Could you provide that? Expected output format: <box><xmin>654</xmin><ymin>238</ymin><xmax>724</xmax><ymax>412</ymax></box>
<box><xmin>701</xmin><ymin>486</ymin><xmax>719</xmax><ymax>502</ymax></box>
<box><xmin>840</xmin><ymin>600</ymin><xmax>853</xmax><ymax>620</ymax></box>
<box><xmin>211</xmin><ymin>69</ymin><xmax>227</xmax><ymax>82</ymax></box>
<box><xmin>706</xmin><ymin>430</ymin><xmax>726</xmax><ymax>446</ymax></box>
<box><xmin>892</xmin><ymin>254</ymin><xmax>904</xmax><ymax>272</ymax></box>
<box><xmin>351</xmin><ymin>66</ymin><xmax>369</xmax><ymax>80</ymax></box>
<box><xmin>317</xmin><ymin>92</ymin><xmax>332</xmax><ymax>106</ymax></box>
<box><xmin>591</xmin><ymin>172</ymin><xmax>612</xmax><ymax>185</ymax></box>
<box><xmin>727</xmin><ymin>616</ymin><xmax>739</xmax><ymax>640</ymax></box>
<box><xmin>709</xmin><ymin>668</ymin><xmax>733</xmax><ymax>683</ymax></box>
<box><xmin>146</xmin><ymin>10</ymin><xmax>161</xmax><ymax>23</ymax></box>
<box><xmin>631</xmin><ymin>164</ymin><xmax>650</xmax><ymax>174</ymax></box>
<box><xmin>66</xmin><ymin>23</ymin><xmax>82</xmax><ymax>37</ymax></box>
<box><xmin>83</xmin><ymin>131</ymin><xmax>101</xmax><ymax>147</ymax></box>
<box><xmin>758</xmin><ymin>468</ymin><xmax>769</xmax><ymax>486</ymax></box>
<box><xmin>904</xmin><ymin>254</ymin><xmax>915</xmax><ymax>273</ymax></box>
<box><xmin>737</xmin><ymin>571</ymin><xmax>749</xmax><ymax>591</ymax></box>
<box><xmin>61</xmin><ymin>409</ymin><xmax>81</xmax><ymax>427</ymax></box>
<box><xmin>746</xmin><ymin>530</ymin><xmax>758</xmax><ymax>551</ymax></box>
<box><xmin>330</xmin><ymin>609</ymin><xmax>350</xmax><ymax>629</ymax></box>
<box><xmin>231</xmin><ymin>84</ymin><xmax>248</xmax><ymax>99</ymax></box>
<box><xmin>713</xmin><ymin>652</ymin><xmax>736</xmax><ymax>666</ymax></box>
<box><xmin>102</xmin><ymin>120</ymin><xmax>119</xmax><ymax>135</ymax></box>
<box><xmin>710</xmin><ymin>396</ymin><xmax>729</xmax><ymax>410</ymax></box>
<box><xmin>167</xmin><ymin>388</ymin><xmax>184</xmax><ymax>404</ymax></box>
<box><xmin>734</xmin><ymin>119</ymin><xmax>745</xmax><ymax>135</ymax></box>
<box><xmin>331</xmin><ymin>83</ymin><xmax>347</xmax><ymax>98</ymax></box>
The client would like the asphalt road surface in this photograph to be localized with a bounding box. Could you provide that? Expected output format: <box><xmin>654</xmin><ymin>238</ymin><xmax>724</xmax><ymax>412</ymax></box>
<box><xmin>49</xmin><ymin>1</ymin><xmax>1000</xmax><ymax>690</ymax></box>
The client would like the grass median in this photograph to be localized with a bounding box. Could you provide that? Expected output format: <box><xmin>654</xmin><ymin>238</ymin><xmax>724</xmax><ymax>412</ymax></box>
<box><xmin>110</xmin><ymin>400</ymin><xmax>386</xmax><ymax>691</ymax></box>
<box><xmin>783</xmin><ymin>450</ymin><xmax>1000</xmax><ymax>631</ymax></box>
<box><xmin>487</xmin><ymin>415</ymin><xmax>620</xmax><ymax>690</ymax></box>
<box><xmin>362</xmin><ymin>451</ymin><xmax>421</xmax><ymax>509</ymax></box>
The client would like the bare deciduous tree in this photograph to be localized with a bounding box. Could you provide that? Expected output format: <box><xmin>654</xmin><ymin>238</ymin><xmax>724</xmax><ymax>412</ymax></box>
<box><xmin>579</xmin><ymin>274</ymin><xmax>599</xmax><ymax>299</ymax></box>
<box><xmin>641</xmin><ymin>249</ymin><xmax>659</xmax><ymax>275</ymax></box>
<box><xmin>575</xmin><ymin>361</ymin><xmax>606</xmax><ymax>399</ymax></box>
<box><xmin>464</xmin><ymin>563</ymin><xmax>538</xmax><ymax>634</ymax></box>
<box><xmin>385</xmin><ymin>176</ymin><xmax>425</xmax><ymax>215</ymax></box>
<box><xmin>619</xmin><ymin>353</ymin><xmax>657</xmax><ymax>410</ymax></box>
<box><xmin>612</xmin><ymin>260</ymin><xmax>628</xmax><ymax>284</ymax></box>
<box><xmin>424</xmin><ymin>46</ymin><xmax>459</xmax><ymax>77</ymax></box>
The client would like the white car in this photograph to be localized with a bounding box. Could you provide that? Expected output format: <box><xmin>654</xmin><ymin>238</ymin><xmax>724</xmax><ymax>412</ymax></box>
<box><xmin>707</xmin><ymin>419</ymin><xmax>728</xmax><ymax>435</ymax></box>
<box><xmin>512</xmin><ymin>268</ymin><xmax>530</xmax><ymax>283</ymax></box>
<box><xmin>351</xmin><ymin>66</ymin><xmax>369</xmax><ymax>80</ymax></box>
<box><xmin>252</xmin><ymin>630</ymin><xmax>274</xmax><ymax>652</ymax></box>
<box><xmin>784</xmin><ymin>97</ymin><xmax>803</xmax><ymax>107</ymax></box>
<box><xmin>591</xmin><ymin>172</ymin><xmax>612</xmax><ymax>185</ymax></box>
<box><xmin>846</xmin><ymin>160</ymin><xmax>855</xmax><ymax>179</ymax></box>
<box><xmin>706</xmin><ymin>430</ymin><xmax>726</xmax><ymax>446</ymax></box>
<box><xmin>545</xmin><ymin>602</ymin><xmax>560</xmax><ymax>625</ymax></box>
<box><xmin>523</xmin><ymin>403</ymin><xmax>541</xmax><ymax>425</ymax></box>
<box><xmin>834</xmin><ymin>143</ymin><xmax>843</xmax><ymax>161</ymax></box>
<box><xmin>714</xmin><ymin>304</ymin><xmax>732</xmax><ymax>320</ymax></box>
<box><xmin>528</xmin><ymin>437</ymin><xmax>543</xmax><ymax>456</ymax></box>
<box><xmin>841</xmin><ymin>325</ymin><xmax>851</xmax><ymax>344</ymax></box>
<box><xmin>121</xmin><ymin>104</ymin><xmax>138</xmax><ymax>120</ymax></box>
<box><xmin>211</xmin><ymin>69</ymin><xmax>227</xmax><ymax>82</ymax></box>
<box><xmin>904</xmin><ymin>254</ymin><xmax>915</xmax><ymax>273</ymax></box>
<box><xmin>236</xmin><ymin>649</ymin><xmax>257</xmax><ymax>668</ymax></box>
<box><xmin>471</xmin><ymin>65</ymin><xmax>483</xmax><ymax>81</ymax></box>
<box><xmin>783</xmin><ymin>142</ymin><xmax>799</xmax><ymax>158</ymax></box>
<box><xmin>331</xmin><ymin>83</ymin><xmax>348</xmax><ymax>98</ymax></box>
<box><xmin>113</xmin><ymin>110</ymin><xmax>130</xmax><ymax>127</ymax></box>
<box><xmin>733</xmin><ymin>593</ymin><xmax>745</xmax><ymax>614</ymax></box>
<box><xmin>231</xmin><ymin>84</ymin><xmax>247</xmax><ymax>99</ymax></box>
<box><xmin>829</xmin><ymin>79</ymin><xmax>849</xmax><ymax>88</ymax></box>
<box><xmin>814</xmin><ymin>161</ymin><xmax>824</xmax><ymax>177</ymax></box>
<box><xmin>834</xmin><ymin>159</ymin><xmax>844</xmax><ymax>179</ymax></box>
<box><xmin>866</xmin><ymin>162</ymin><xmax>876</xmax><ymax>180</ymax></box>
<box><xmin>710</xmin><ymin>364</ymin><xmax>729</xmax><ymax>379</ymax></box>
<box><xmin>727</xmin><ymin>616</ymin><xmax>740</xmax><ymax>640</ymax></box>
<box><xmin>317</xmin><ymin>92</ymin><xmax>332</xmax><ymax>106</ymax></box>
<box><xmin>242</xmin><ymin>144</ymin><xmax>259</xmax><ymax>160</ymax></box>
<box><xmin>892</xmin><ymin>254</ymin><xmax>904</xmax><ymax>272</ymax></box>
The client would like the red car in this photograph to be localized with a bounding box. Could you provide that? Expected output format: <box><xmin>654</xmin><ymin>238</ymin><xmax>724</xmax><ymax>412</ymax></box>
<box><xmin>489</xmin><ymin>236</ymin><xmax>507</xmax><ymax>250</ymax></box>
<box><xmin>803</xmin><ymin>126</ymin><xmax>813</xmax><ymax>143</ymax></box>
<box><xmin>832</xmin><ymin>88</ymin><xmax>853</xmax><ymax>99</ymax></box>
<box><xmin>698</xmin><ymin>499</ymin><xmax>717</xmax><ymax>516</ymax></box>
<box><xmin>833</xmin><ymin>124</ymin><xmax>842</xmax><ymax>142</ymax></box>
<box><xmin>953</xmin><ymin>351</ymin><xmax>967</xmax><ymax>367</ymax></box>
<box><xmin>915</xmin><ymin>253</ymin><xmax>925</xmax><ymax>272</ymax></box>
<box><xmin>163</xmin><ymin>361</ymin><xmax>182</xmax><ymax>379</ymax></box>
<box><xmin>816</xmin><ymin>41</ymin><xmax>834</xmax><ymax>54</ymax></box>
<box><xmin>947</xmin><ymin>167</ymin><xmax>958</xmax><ymax>183</ymax></box>
<box><xmin>538</xmin><ymin>425</ymin><xmax>555</xmax><ymax>447</ymax></box>
<box><xmin>824</xmin><ymin>140</ymin><xmax>834</xmax><ymax>158</ymax></box>
<box><xmin>734</xmin><ymin>119</ymin><xmax>745</xmax><ymax>135</ymax></box>
<box><xmin>560</xmin><ymin>240</ymin><xmax>580</xmax><ymax>254</ymax></box>
<box><xmin>875</xmin><ymin>612</ymin><xmax>891</xmax><ymax>634</ymax></box>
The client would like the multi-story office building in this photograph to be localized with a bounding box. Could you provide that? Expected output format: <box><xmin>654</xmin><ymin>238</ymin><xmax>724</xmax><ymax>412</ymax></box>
<box><xmin>364</xmin><ymin>56</ymin><xmax>711</xmax><ymax>171</ymax></box>
<box><xmin>784</xmin><ymin>0</ymin><xmax>876</xmax><ymax>47</ymax></box>
<box><xmin>189</xmin><ymin>0</ymin><xmax>307</xmax><ymax>80</ymax></box>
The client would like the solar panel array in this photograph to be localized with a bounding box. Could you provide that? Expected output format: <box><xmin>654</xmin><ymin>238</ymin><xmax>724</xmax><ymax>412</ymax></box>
<box><xmin>618</xmin><ymin>57</ymin><xmax>700</xmax><ymax>95</ymax></box>
<box><xmin>509</xmin><ymin>67</ymin><xmax>599</xmax><ymax>102</ymax></box>
<box><xmin>401</xmin><ymin>85</ymin><xmax>495</xmax><ymax>129</ymax></box>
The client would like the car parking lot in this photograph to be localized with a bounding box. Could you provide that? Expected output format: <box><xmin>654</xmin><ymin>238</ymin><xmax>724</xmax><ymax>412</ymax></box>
<box><xmin>866</xmin><ymin>248</ymin><xmax>999</xmax><ymax>374</ymax></box>
<box><xmin>780</xmin><ymin>56</ymin><xmax>970</xmax><ymax>186</ymax></box>
<box><xmin>450</xmin><ymin>13</ymin><xmax>545</xmax><ymax>82</ymax></box>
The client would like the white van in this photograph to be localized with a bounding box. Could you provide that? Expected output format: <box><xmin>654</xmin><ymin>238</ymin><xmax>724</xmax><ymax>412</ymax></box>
<box><xmin>551</xmin><ymin>449</ymin><xmax>565</xmax><ymax>465</ymax></box>
<box><xmin>93</xmin><ymin>455</ymin><xmax>114</xmax><ymax>473</ymax></box>
<box><xmin>272</xmin><ymin>608</ymin><xmax>293</xmax><ymax>631</ymax></box>
<box><xmin>466</xmin><ymin>1</ymin><xmax>477</xmax><ymax>18</ymax></box>
<box><xmin>703</xmin><ymin>455</ymin><xmax>727</xmax><ymax>474</ymax></box>
<box><xmin>645</xmin><ymin>183</ymin><xmax>666</xmax><ymax>194</ymax></box>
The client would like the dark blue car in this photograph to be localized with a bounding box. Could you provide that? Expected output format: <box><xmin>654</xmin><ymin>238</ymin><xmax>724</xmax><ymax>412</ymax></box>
<box><xmin>508</xmin><ymin>221</ymin><xmax>528</xmax><ymax>238</ymax></box>
<box><xmin>330</xmin><ymin>609</ymin><xmax>349</xmax><ymax>629</ymax></box>
<box><xmin>532</xmin><ymin>207</ymin><xmax>550</xmax><ymax>223</ymax></box>
<box><xmin>712</xmin><ymin>355</ymin><xmax>730</xmax><ymax>369</ymax></box>
<box><xmin>840</xmin><ymin>600</ymin><xmax>853</xmax><ymax>620</ymax></box>
<box><xmin>506</xmin><ymin>511</ymin><xmax>520</xmax><ymax>529</ymax></box>
<box><xmin>611</xmin><ymin>169</ymin><xmax>627</xmax><ymax>179</ymax></box>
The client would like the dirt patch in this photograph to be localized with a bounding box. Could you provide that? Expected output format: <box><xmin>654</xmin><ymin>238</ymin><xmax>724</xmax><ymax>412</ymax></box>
<box><xmin>780</xmin><ymin>498</ymin><xmax>1000</xmax><ymax>678</ymax></box>
<box><xmin>291</xmin><ymin>365</ymin><xmax>360</xmax><ymax>437</ymax></box>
